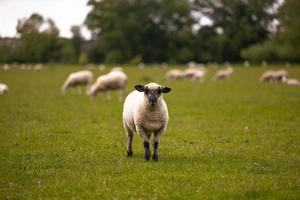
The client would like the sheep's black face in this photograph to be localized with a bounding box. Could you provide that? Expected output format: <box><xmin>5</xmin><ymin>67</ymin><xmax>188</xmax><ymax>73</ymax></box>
<box><xmin>144</xmin><ymin>87</ymin><xmax>161</xmax><ymax>106</ymax></box>
<box><xmin>135</xmin><ymin>84</ymin><xmax>171</xmax><ymax>107</ymax></box>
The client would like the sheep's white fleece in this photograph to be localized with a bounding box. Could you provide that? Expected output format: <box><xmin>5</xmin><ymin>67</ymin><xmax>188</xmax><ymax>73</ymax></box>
<box><xmin>123</xmin><ymin>86</ymin><xmax>169</xmax><ymax>135</ymax></box>
<box><xmin>88</xmin><ymin>70</ymin><xmax>127</xmax><ymax>97</ymax></box>
<box><xmin>62</xmin><ymin>70</ymin><xmax>93</xmax><ymax>93</ymax></box>
<box><xmin>0</xmin><ymin>83</ymin><xmax>9</xmax><ymax>94</ymax></box>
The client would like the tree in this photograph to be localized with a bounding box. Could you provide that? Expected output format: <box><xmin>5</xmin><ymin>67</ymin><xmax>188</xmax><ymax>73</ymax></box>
<box><xmin>71</xmin><ymin>25</ymin><xmax>83</xmax><ymax>62</ymax></box>
<box><xmin>194</xmin><ymin>0</ymin><xmax>277</xmax><ymax>61</ymax></box>
<box><xmin>16</xmin><ymin>13</ymin><xmax>44</xmax><ymax>36</ymax></box>
<box><xmin>85</xmin><ymin>0</ymin><xmax>195</xmax><ymax>63</ymax></box>
<box><xmin>14</xmin><ymin>13</ymin><xmax>62</xmax><ymax>63</ymax></box>
<box><xmin>276</xmin><ymin>0</ymin><xmax>300</xmax><ymax>61</ymax></box>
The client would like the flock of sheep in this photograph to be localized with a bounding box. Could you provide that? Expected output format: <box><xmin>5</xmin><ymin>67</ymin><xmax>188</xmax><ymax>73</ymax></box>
<box><xmin>1</xmin><ymin>63</ymin><xmax>299</xmax><ymax>97</ymax></box>
<box><xmin>61</xmin><ymin>67</ymin><xmax>128</xmax><ymax>99</ymax></box>
<box><xmin>260</xmin><ymin>69</ymin><xmax>300</xmax><ymax>86</ymax></box>
<box><xmin>1</xmin><ymin>63</ymin><xmax>299</xmax><ymax>161</ymax></box>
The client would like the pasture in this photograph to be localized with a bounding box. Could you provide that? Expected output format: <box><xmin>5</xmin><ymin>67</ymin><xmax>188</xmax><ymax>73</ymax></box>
<box><xmin>0</xmin><ymin>65</ymin><xmax>299</xmax><ymax>199</ymax></box>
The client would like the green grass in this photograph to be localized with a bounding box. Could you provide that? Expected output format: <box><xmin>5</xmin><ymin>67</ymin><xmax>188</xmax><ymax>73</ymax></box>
<box><xmin>0</xmin><ymin>65</ymin><xmax>299</xmax><ymax>199</ymax></box>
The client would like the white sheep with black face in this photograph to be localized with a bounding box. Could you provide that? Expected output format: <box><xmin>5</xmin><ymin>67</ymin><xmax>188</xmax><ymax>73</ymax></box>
<box><xmin>61</xmin><ymin>70</ymin><xmax>93</xmax><ymax>94</ymax></box>
<box><xmin>88</xmin><ymin>70</ymin><xmax>128</xmax><ymax>99</ymax></box>
<box><xmin>122</xmin><ymin>82</ymin><xmax>171</xmax><ymax>161</ymax></box>
<box><xmin>0</xmin><ymin>83</ymin><xmax>9</xmax><ymax>94</ymax></box>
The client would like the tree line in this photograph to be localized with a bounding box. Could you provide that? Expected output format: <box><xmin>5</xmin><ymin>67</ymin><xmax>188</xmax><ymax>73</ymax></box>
<box><xmin>0</xmin><ymin>0</ymin><xmax>299</xmax><ymax>64</ymax></box>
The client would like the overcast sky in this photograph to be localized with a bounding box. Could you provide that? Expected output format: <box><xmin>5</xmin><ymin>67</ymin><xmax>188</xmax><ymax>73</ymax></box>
<box><xmin>0</xmin><ymin>0</ymin><xmax>91</xmax><ymax>39</ymax></box>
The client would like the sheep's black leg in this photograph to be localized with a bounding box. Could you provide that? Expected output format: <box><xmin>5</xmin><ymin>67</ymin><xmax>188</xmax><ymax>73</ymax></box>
<box><xmin>127</xmin><ymin>134</ymin><xmax>133</xmax><ymax>157</ymax></box>
<box><xmin>153</xmin><ymin>142</ymin><xmax>159</xmax><ymax>162</ymax></box>
<box><xmin>143</xmin><ymin>141</ymin><xmax>150</xmax><ymax>161</ymax></box>
<box><xmin>125</xmin><ymin>127</ymin><xmax>134</xmax><ymax>157</ymax></box>
<box><xmin>153</xmin><ymin>126</ymin><xmax>165</xmax><ymax>162</ymax></box>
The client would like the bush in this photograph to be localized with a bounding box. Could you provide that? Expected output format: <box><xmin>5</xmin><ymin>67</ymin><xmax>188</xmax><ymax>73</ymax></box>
<box><xmin>241</xmin><ymin>40</ymin><xmax>279</xmax><ymax>62</ymax></box>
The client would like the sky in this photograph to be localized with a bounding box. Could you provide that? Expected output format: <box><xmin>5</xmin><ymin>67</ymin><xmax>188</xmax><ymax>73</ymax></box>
<box><xmin>0</xmin><ymin>0</ymin><xmax>91</xmax><ymax>39</ymax></box>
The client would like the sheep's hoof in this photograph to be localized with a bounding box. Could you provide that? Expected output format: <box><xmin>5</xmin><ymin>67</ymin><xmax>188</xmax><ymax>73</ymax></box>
<box><xmin>127</xmin><ymin>150</ymin><xmax>133</xmax><ymax>157</ymax></box>
<box><xmin>153</xmin><ymin>154</ymin><xmax>158</xmax><ymax>162</ymax></box>
<box><xmin>144</xmin><ymin>154</ymin><xmax>150</xmax><ymax>161</ymax></box>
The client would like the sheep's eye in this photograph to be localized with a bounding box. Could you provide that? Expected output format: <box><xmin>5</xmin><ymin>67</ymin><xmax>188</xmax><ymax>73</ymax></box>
<box><xmin>144</xmin><ymin>89</ymin><xmax>149</xmax><ymax>94</ymax></box>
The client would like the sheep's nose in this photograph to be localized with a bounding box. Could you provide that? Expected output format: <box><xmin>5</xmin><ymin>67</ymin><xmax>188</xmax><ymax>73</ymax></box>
<box><xmin>149</xmin><ymin>95</ymin><xmax>157</xmax><ymax>103</ymax></box>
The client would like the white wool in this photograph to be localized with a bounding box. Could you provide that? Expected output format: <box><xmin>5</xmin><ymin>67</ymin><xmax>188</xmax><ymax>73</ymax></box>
<box><xmin>123</xmin><ymin>83</ymin><xmax>169</xmax><ymax>138</ymax></box>
<box><xmin>260</xmin><ymin>69</ymin><xmax>288</xmax><ymax>82</ymax></box>
<box><xmin>88</xmin><ymin>70</ymin><xmax>127</xmax><ymax>98</ymax></box>
<box><xmin>0</xmin><ymin>83</ymin><xmax>9</xmax><ymax>94</ymax></box>
<box><xmin>273</xmin><ymin>69</ymin><xmax>288</xmax><ymax>81</ymax></box>
<box><xmin>61</xmin><ymin>70</ymin><xmax>93</xmax><ymax>94</ymax></box>
<box><xmin>34</xmin><ymin>64</ymin><xmax>43</xmax><ymax>71</ymax></box>
<box><xmin>282</xmin><ymin>77</ymin><xmax>300</xmax><ymax>86</ymax></box>
<box><xmin>165</xmin><ymin>69</ymin><xmax>185</xmax><ymax>80</ymax></box>
<box><xmin>213</xmin><ymin>67</ymin><xmax>234</xmax><ymax>81</ymax></box>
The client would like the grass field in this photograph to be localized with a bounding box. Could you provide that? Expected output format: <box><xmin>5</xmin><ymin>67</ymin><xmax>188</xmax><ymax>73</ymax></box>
<box><xmin>0</xmin><ymin>65</ymin><xmax>300</xmax><ymax>199</ymax></box>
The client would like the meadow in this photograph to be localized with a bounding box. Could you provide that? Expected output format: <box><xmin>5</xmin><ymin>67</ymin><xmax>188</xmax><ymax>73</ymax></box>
<box><xmin>0</xmin><ymin>65</ymin><xmax>299</xmax><ymax>199</ymax></box>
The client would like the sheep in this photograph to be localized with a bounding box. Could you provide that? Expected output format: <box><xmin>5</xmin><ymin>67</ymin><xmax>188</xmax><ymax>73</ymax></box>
<box><xmin>88</xmin><ymin>70</ymin><xmax>128</xmax><ymax>99</ymax></box>
<box><xmin>165</xmin><ymin>69</ymin><xmax>185</xmax><ymax>80</ymax></box>
<box><xmin>273</xmin><ymin>69</ymin><xmax>288</xmax><ymax>81</ymax></box>
<box><xmin>34</xmin><ymin>64</ymin><xmax>43</xmax><ymax>71</ymax></box>
<box><xmin>122</xmin><ymin>82</ymin><xmax>171</xmax><ymax>161</ymax></box>
<box><xmin>282</xmin><ymin>76</ymin><xmax>300</xmax><ymax>86</ymax></box>
<box><xmin>213</xmin><ymin>67</ymin><xmax>234</xmax><ymax>81</ymax></box>
<box><xmin>191</xmin><ymin>70</ymin><xmax>206</xmax><ymax>81</ymax></box>
<box><xmin>260</xmin><ymin>70</ymin><xmax>276</xmax><ymax>82</ymax></box>
<box><xmin>260</xmin><ymin>69</ymin><xmax>289</xmax><ymax>83</ymax></box>
<box><xmin>3</xmin><ymin>64</ymin><xmax>10</xmax><ymax>70</ymax></box>
<box><xmin>61</xmin><ymin>70</ymin><xmax>93</xmax><ymax>94</ymax></box>
<box><xmin>0</xmin><ymin>83</ymin><xmax>9</xmax><ymax>95</ymax></box>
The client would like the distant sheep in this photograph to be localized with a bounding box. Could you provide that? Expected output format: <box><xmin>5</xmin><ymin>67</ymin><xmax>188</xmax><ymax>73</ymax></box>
<box><xmin>260</xmin><ymin>69</ymin><xmax>288</xmax><ymax>83</ymax></box>
<box><xmin>88</xmin><ymin>70</ymin><xmax>128</xmax><ymax>99</ymax></box>
<box><xmin>213</xmin><ymin>67</ymin><xmax>234</xmax><ymax>81</ymax></box>
<box><xmin>165</xmin><ymin>69</ymin><xmax>185</xmax><ymax>80</ymax></box>
<box><xmin>61</xmin><ymin>70</ymin><xmax>93</xmax><ymax>94</ymax></box>
<box><xmin>0</xmin><ymin>83</ymin><xmax>9</xmax><ymax>94</ymax></box>
<box><xmin>3</xmin><ymin>64</ymin><xmax>10</xmax><ymax>70</ymax></box>
<box><xmin>184</xmin><ymin>68</ymin><xmax>206</xmax><ymax>81</ymax></box>
<box><xmin>273</xmin><ymin>70</ymin><xmax>288</xmax><ymax>81</ymax></box>
<box><xmin>123</xmin><ymin>82</ymin><xmax>171</xmax><ymax>161</ymax></box>
<box><xmin>34</xmin><ymin>64</ymin><xmax>43</xmax><ymax>71</ymax></box>
<box><xmin>260</xmin><ymin>70</ymin><xmax>276</xmax><ymax>82</ymax></box>
<box><xmin>282</xmin><ymin>77</ymin><xmax>300</xmax><ymax>86</ymax></box>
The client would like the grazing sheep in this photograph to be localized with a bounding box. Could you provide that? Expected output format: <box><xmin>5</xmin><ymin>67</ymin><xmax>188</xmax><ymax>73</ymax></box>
<box><xmin>3</xmin><ymin>64</ymin><xmax>10</xmax><ymax>70</ymax></box>
<box><xmin>282</xmin><ymin>77</ymin><xmax>300</xmax><ymax>86</ymax></box>
<box><xmin>260</xmin><ymin>69</ymin><xmax>289</xmax><ymax>83</ymax></box>
<box><xmin>260</xmin><ymin>70</ymin><xmax>276</xmax><ymax>82</ymax></box>
<box><xmin>191</xmin><ymin>70</ymin><xmax>206</xmax><ymax>81</ymax></box>
<box><xmin>0</xmin><ymin>83</ymin><xmax>9</xmax><ymax>94</ymax></box>
<box><xmin>165</xmin><ymin>69</ymin><xmax>185</xmax><ymax>80</ymax></box>
<box><xmin>213</xmin><ymin>67</ymin><xmax>234</xmax><ymax>81</ymax></box>
<box><xmin>123</xmin><ymin>82</ymin><xmax>171</xmax><ymax>161</ymax></box>
<box><xmin>34</xmin><ymin>64</ymin><xmax>43</xmax><ymax>71</ymax></box>
<box><xmin>88</xmin><ymin>70</ymin><xmax>128</xmax><ymax>99</ymax></box>
<box><xmin>61</xmin><ymin>70</ymin><xmax>93</xmax><ymax>94</ymax></box>
<box><xmin>273</xmin><ymin>69</ymin><xmax>288</xmax><ymax>81</ymax></box>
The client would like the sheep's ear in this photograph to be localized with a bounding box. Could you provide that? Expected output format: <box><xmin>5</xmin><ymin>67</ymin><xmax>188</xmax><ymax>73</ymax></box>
<box><xmin>135</xmin><ymin>85</ymin><xmax>145</xmax><ymax>92</ymax></box>
<box><xmin>161</xmin><ymin>86</ymin><xmax>171</xmax><ymax>93</ymax></box>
